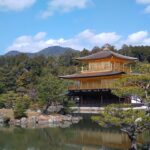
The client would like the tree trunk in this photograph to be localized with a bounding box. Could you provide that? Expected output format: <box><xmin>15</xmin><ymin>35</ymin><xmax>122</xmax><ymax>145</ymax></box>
<box><xmin>145</xmin><ymin>90</ymin><xmax>148</xmax><ymax>99</ymax></box>
<box><xmin>129</xmin><ymin>139</ymin><xmax>137</xmax><ymax>150</ymax></box>
<box><xmin>43</xmin><ymin>101</ymin><xmax>51</xmax><ymax>114</ymax></box>
<box><xmin>128</xmin><ymin>130</ymin><xmax>137</xmax><ymax>150</ymax></box>
<box><xmin>122</xmin><ymin>126</ymin><xmax>137</xmax><ymax>150</ymax></box>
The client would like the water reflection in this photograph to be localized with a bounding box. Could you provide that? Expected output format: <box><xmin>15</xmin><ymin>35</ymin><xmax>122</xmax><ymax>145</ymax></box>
<box><xmin>0</xmin><ymin>120</ymin><xmax>149</xmax><ymax>150</ymax></box>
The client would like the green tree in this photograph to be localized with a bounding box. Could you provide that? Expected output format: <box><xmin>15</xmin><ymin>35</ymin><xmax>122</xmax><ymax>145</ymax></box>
<box><xmin>91</xmin><ymin>46</ymin><xmax>101</xmax><ymax>54</ymax></box>
<box><xmin>0</xmin><ymin>82</ymin><xmax>4</xmax><ymax>94</ymax></box>
<box><xmin>119</xmin><ymin>45</ymin><xmax>150</xmax><ymax>62</ymax></box>
<box><xmin>80</xmin><ymin>48</ymin><xmax>89</xmax><ymax>57</ymax></box>
<box><xmin>58</xmin><ymin>50</ymin><xmax>79</xmax><ymax>67</ymax></box>
<box><xmin>0</xmin><ymin>91</ymin><xmax>30</xmax><ymax>109</ymax></box>
<box><xmin>92</xmin><ymin>104</ymin><xmax>150</xmax><ymax>150</ymax></box>
<box><xmin>0</xmin><ymin>91</ymin><xmax>18</xmax><ymax>108</ymax></box>
<box><xmin>14</xmin><ymin>100</ymin><xmax>27</xmax><ymax>119</ymax></box>
<box><xmin>37</xmin><ymin>75</ymin><xmax>67</xmax><ymax>113</ymax></box>
<box><xmin>112</xmin><ymin>63</ymin><xmax>150</xmax><ymax>103</ymax></box>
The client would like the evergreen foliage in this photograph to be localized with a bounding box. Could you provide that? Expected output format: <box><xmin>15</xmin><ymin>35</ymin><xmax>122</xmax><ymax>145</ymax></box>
<box><xmin>0</xmin><ymin>53</ymin><xmax>77</xmax><ymax>112</ymax></box>
<box><xmin>91</xmin><ymin>104</ymin><xmax>150</xmax><ymax>150</ymax></box>
<box><xmin>14</xmin><ymin>100</ymin><xmax>27</xmax><ymax>119</ymax></box>
<box><xmin>112</xmin><ymin>63</ymin><xmax>150</xmax><ymax>103</ymax></box>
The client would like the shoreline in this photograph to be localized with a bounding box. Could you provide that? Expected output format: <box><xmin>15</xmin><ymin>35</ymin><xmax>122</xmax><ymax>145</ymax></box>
<box><xmin>0</xmin><ymin>109</ymin><xmax>82</xmax><ymax>128</ymax></box>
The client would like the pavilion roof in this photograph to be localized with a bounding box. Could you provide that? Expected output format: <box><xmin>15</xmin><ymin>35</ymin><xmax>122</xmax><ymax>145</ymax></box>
<box><xmin>76</xmin><ymin>50</ymin><xmax>137</xmax><ymax>61</ymax></box>
<box><xmin>60</xmin><ymin>71</ymin><xmax>125</xmax><ymax>79</ymax></box>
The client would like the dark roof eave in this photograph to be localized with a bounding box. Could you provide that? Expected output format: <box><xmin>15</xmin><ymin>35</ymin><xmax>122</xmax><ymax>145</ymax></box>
<box><xmin>59</xmin><ymin>71</ymin><xmax>125</xmax><ymax>79</ymax></box>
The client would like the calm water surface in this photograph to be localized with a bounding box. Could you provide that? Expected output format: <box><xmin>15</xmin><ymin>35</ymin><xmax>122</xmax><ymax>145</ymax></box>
<box><xmin>0</xmin><ymin>119</ymin><xmax>149</xmax><ymax>150</ymax></box>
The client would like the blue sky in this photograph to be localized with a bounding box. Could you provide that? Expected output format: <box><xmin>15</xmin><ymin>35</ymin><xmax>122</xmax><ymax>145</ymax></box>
<box><xmin>0</xmin><ymin>0</ymin><xmax>150</xmax><ymax>54</ymax></box>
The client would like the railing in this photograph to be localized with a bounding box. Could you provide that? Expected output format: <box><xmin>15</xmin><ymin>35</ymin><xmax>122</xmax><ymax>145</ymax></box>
<box><xmin>68</xmin><ymin>85</ymin><xmax>80</xmax><ymax>90</ymax></box>
<box><xmin>81</xmin><ymin>68</ymin><xmax>112</xmax><ymax>73</ymax></box>
<box><xmin>80</xmin><ymin>66</ymin><xmax>132</xmax><ymax>74</ymax></box>
<box><xmin>114</xmin><ymin>67</ymin><xmax>131</xmax><ymax>73</ymax></box>
<box><xmin>68</xmin><ymin>84</ymin><xmax>115</xmax><ymax>91</ymax></box>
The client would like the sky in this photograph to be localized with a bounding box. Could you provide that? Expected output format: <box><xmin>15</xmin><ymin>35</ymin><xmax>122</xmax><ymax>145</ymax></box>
<box><xmin>0</xmin><ymin>0</ymin><xmax>150</xmax><ymax>54</ymax></box>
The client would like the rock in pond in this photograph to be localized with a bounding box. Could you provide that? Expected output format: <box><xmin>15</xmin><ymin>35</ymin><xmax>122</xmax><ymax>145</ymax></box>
<box><xmin>0</xmin><ymin>118</ymin><xmax>4</xmax><ymax>124</ymax></box>
<box><xmin>21</xmin><ymin>117</ymin><xmax>28</xmax><ymax>125</ymax></box>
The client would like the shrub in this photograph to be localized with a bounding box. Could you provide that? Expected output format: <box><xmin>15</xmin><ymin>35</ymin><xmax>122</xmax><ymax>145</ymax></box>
<box><xmin>14</xmin><ymin>101</ymin><xmax>27</xmax><ymax>119</ymax></box>
<box><xmin>3</xmin><ymin>117</ymin><xmax>10</xmax><ymax>124</ymax></box>
<box><xmin>0</xmin><ymin>101</ymin><xmax>5</xmax><ymax>109</ymax></box>
<box><xmin>63</xmin><ymin>100</ymin><xmax>76</xmax><ymax>114</ymax></box>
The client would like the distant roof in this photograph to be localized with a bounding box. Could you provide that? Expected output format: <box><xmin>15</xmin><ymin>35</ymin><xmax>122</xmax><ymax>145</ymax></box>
<box><xmin>76</xmin><ymin>45</ymin><xmax>137</xmax><ymax>61</ymax></box>
<box><xmin>60</xmin><ymin>71</ymin><xmax>125</xmax><ymax>79</ymax></box>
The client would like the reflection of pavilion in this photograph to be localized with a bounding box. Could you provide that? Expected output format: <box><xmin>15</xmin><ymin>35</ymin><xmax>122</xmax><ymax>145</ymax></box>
<box><xmin>69</xmin><ymin>129</ymin><xmax>144</xmax><ymax>150</ymax></box>
<box><xmin>0</xmin><ymin>126</ymin><xmax>149</xmax><ymax>150</ymax></box>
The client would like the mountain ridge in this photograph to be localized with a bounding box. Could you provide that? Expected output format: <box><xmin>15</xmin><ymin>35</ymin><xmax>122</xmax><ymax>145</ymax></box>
<box><xmin>5</xmin><ymin>46</ymin><xmax>79</xmax><ymax>57</ymax></box>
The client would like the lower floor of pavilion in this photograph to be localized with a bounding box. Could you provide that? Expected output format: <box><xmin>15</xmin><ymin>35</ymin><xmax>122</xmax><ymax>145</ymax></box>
<box><xmin>68</xmin><ymin>89</ymin><xmax>129</xmax><ymax>107</ymax></box>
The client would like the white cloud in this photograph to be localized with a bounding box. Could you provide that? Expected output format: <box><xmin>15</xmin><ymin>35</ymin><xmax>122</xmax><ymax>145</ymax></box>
<box><xmin>41</xmin><ymin>0</ymin><xmax>93</xmax><ymax>18</ymax></box>
<box><xmin>93</xmin><ymin>32</ymin><xmax>121</xmax><ymax>44</ymax></box>
<box><xmin>143</xmin><ymin>38</ymin><xmax>150</xmax><ymax>44</ymax></box>
<box><xmin>7</xmin><ymin>32</ymin><xmax>78</xmax><ymax>53</ymax></box>
<box><xmin>76</xmin><ymin>29</ymin><xmax>121</xmax><ymax>47</ymax></box>
<box><xmin>0</xmin><ymin>0</ymin><xmax>36</xmax><ymax>11</ymax></box>
<box><xmin>7</xmin><ymin>32</ymin><xmax>48</xmax><ymax>53</ymax></box>
<box><xmin>6</xmin><ymin>30</ymin><xmax>121</xmax><ymax>52</ymax></box>
<box><xmin>6</xmin><ymin>30</ymin><xmax>150</xmax><ymax>53</ymax></box>
<box><xmin>136</xmin><ymin>0</ymin><xmax>150</xmax><ymax>4</ymax></box>
<box><xmin>136</xmin><ymin>0</ymin><xmax>150</xmax><ymax>13</ymax></box>
<box><xmin>34</xmin><ymin>32</ymin><xmax>47</xmax><ymax>41</ymax></box>
<box><xmin>118</xmin><ymin>30</ymin><xmax>150</xmax><ymax>47</ymax></box>
<box><xmin>126</xmin><ymin>31</ymin><xmax>148</xmax><ymax>44</ymax></box>
<box><xmin>144</xmin><ymin>5</ymin><xmax>150</xmax><ymax>13</ymax></box>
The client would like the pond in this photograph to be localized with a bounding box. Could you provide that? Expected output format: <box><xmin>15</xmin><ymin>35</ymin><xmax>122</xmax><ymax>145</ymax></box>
<box><xmin>0</xmin><ymin>118</ymin><xmax>149</xmax><ymax>150</ymax></box>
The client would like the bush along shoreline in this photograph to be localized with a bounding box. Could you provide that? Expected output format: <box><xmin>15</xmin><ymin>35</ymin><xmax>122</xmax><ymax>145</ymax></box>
<box><xmin>0</xmin><ymin>109</ymin><xmax>82</xmax><ymax>128</ymax></box>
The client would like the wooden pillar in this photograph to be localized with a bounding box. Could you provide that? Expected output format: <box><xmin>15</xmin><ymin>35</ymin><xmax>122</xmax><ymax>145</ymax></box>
<box><xmin>81</xmin><ymin>66</ymin><xmax>84</xmax><ymax>72</ymax></box>
<box><xmin>80</xmin><ymin>96</ymin><xmax>83</xmax><ymax>106</ymax></box>
<box><xmin>123</xmin><ymin>64</ymin><xmax>125</xmax><ymax>72</ymax></box>
<box><xmin>130</xmin><ymin>65</ymin><xmax>132</xmax><ymax>73</ymax></box>
<box><xmin>119</xmin><ymin>97</ymin><xmax>120</xmax><ymax>104</ymax></box>
<box><xmin>100</xmin><ymin>93</ymin><xmax>103</xmax><ymax>106</ymax></box>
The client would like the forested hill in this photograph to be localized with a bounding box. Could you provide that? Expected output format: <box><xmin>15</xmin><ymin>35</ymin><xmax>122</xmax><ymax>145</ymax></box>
<box><xmin>118</xmin><ymin>45</ymin><xmax>150</xmax><ymax>62</ymax></box>
<box><xmin>5</xmin><ymin>46</ymin><xmax>79</xmax><ymax>57</ymax></box>
<box><xmin>3</xmin><ymin>45</ymin><xmax>150</xmax><ymax>62</ymax></box>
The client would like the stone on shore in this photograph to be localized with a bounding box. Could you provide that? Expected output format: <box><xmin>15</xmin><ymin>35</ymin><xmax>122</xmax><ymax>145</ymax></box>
<box><xmin>21</xmin><ymin>117</ymin><xmax>28</xmax><ymax>125</ymax></box>
<box><xmin>0</xmin><ymin>109</ymin><xmax>83</xmax><ymax>128</ymax></box>
<box><xmin>0</xmin><ymin>118</ymin><xmax>4</xmax><ymax>124</ymax></box>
